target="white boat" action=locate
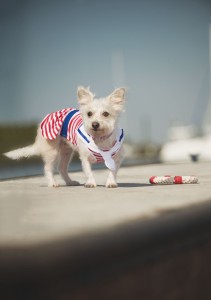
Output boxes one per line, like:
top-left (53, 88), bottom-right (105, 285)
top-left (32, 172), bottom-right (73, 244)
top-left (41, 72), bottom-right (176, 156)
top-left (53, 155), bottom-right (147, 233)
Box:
top-left (160, 25), bottom-right (211, 163)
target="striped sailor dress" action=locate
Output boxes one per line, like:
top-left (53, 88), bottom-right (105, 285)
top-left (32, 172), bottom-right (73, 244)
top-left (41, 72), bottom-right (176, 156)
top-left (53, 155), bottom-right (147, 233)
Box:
top-left (40, 108), bottom-right (124, 170)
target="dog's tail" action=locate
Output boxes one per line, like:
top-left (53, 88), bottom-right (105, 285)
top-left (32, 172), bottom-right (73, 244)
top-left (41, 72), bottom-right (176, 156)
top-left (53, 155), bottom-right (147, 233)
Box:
top-left (4, 144), bottom-right (37, 160)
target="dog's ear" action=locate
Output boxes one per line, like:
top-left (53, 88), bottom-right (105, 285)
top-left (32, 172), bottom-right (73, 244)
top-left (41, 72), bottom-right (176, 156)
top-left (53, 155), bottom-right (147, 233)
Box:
top-left (108, 87), bottom-right (126, 112)
top-left (77, 86), bottom-right (94, 106)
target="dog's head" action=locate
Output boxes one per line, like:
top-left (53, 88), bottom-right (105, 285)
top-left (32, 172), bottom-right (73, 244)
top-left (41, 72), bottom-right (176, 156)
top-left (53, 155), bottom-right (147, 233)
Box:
top-left (77, 86), bottom-right (125, 139)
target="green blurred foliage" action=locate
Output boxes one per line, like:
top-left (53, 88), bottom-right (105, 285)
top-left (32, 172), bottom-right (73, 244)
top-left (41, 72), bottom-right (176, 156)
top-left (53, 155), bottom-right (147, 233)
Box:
top-left (0, 124), bottom-right (40, 165)
top-left (0, 124), bottom-right (80, 166)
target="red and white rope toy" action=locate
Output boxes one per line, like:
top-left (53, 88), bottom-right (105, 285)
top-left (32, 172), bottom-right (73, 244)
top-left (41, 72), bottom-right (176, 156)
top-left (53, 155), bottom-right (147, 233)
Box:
top-left (149, 175), bottom-right (198, 185)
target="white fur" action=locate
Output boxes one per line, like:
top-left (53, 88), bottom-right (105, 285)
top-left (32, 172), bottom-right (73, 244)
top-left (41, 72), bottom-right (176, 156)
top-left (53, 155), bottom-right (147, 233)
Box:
top-left (4, 87), bottom-right (126, 188)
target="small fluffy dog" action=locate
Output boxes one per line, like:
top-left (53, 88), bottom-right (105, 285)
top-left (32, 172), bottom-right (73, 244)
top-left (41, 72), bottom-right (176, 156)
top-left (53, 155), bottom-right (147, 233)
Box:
top-left (4, 87), bottom-right (126, 188)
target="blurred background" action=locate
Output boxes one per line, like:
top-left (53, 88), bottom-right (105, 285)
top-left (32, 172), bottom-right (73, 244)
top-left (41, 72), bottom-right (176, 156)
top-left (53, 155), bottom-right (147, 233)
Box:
top-left (1, 0), bottom-right (211, 178)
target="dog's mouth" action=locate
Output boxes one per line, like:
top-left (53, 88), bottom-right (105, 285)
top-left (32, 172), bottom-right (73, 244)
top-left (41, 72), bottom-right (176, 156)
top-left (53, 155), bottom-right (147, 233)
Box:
top-left (92, 128), bottom-right (100, 132)
top-left (90, 128), bottom-right (105, 135)
top-left (89, 128), bottom-right (114, 141)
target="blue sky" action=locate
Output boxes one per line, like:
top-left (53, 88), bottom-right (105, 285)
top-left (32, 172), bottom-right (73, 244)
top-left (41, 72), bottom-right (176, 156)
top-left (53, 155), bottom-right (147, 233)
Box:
top-left (1, 0), bottom-right (211, 143)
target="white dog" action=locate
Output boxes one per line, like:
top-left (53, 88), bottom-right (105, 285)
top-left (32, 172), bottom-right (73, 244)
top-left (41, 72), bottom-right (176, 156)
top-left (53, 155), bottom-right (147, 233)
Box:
top-left (4, 87), bottom-right (126, 188)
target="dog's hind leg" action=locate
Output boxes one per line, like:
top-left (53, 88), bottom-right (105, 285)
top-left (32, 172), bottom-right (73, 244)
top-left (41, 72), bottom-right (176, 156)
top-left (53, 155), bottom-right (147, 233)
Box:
top-left (59, 143), bottom-right (80, 186)
top-left (42, 149), bottom-right (59, 187)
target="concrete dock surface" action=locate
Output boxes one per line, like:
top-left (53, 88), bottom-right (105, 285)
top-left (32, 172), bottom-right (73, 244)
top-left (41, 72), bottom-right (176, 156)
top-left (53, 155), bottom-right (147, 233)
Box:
top-left (0, 161), bottom-right (211, 246)
top-left (1, 161), bottom-right (211, 300)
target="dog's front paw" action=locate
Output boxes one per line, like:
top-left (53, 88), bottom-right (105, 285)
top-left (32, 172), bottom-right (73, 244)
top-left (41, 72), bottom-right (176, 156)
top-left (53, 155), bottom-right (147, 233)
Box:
top-left (106, 182), bottom-right (118, 188)
top-left (85, 180), bottom-right (96, 188)
top-left (51, 183), bottom-right (60, 188)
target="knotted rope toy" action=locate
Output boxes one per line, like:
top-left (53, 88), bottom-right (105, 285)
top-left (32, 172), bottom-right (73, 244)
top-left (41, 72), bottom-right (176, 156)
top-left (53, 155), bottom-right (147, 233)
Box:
top-left (149, 175), bottom-right (198, 184)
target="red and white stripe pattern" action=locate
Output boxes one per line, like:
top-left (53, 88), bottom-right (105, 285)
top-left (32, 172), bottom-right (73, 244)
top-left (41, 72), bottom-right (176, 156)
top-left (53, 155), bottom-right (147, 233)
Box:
top-left (88, 147), bottom-right (118, 164)
top-left (40, 108), bottom-right (82, 144)
top-left (64, 111), bottom-right (83, 144)
top-left (149, 175), bottom-right (198, 184)
top-left (40, 108), bottom-right (72, 140)
top-left (88, 149), bottom-right (104, 163)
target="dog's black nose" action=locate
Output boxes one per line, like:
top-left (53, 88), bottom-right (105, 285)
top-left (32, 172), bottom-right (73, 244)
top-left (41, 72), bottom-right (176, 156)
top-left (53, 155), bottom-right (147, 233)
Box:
top-left (92, 122), bottom-right (100, 130)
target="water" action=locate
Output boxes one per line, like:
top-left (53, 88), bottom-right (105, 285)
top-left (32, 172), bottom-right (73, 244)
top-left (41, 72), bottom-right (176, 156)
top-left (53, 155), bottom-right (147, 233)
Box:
top-left (0, 162), bottom-right (82, 180)
top-left (0, 158), bottom-right (158, 181)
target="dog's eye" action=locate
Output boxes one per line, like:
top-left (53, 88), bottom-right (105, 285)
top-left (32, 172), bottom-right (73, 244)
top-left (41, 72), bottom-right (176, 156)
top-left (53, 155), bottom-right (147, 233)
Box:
top-left (102, 111), bottom-right (109, 117)
top-left (87, 111), bottom-right (93, 117)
